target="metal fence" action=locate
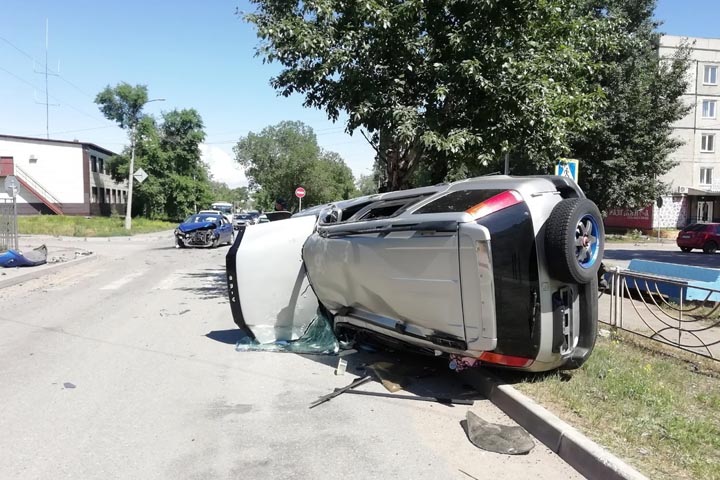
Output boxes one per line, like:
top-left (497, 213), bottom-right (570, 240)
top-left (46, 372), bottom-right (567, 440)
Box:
top-left (0, 197), bottom-right (18, 251)
top-left (606, 268), bottom-right (720, 361)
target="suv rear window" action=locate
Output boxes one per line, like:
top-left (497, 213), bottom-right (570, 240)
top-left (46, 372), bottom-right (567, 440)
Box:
top-left (414, 189), bottom-right (504, 214)
top-left (683, 224), bottom-right (709, 232)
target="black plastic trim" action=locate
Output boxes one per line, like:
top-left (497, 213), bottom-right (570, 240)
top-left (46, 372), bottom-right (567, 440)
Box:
top-left (225, 225), bottom-right (255, 339)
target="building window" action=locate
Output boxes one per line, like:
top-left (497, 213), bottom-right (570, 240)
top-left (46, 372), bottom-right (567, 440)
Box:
top-left (98, 158), bottom-right (104, 174)
top-left (702, 100), bottom-right (717, 119)
top-left (91, 187), bottom-right (98, 203)
top-left (702, 133), bottom-right (715, 153)
top-left (704, 65), bottom-right (718, 85)
top-left (91, 155), bottom-right (97, 173)
top-left (701, 167), bottom-right (713, 186)
top-left (122, 191), bottom-right (127, 203)
top-left (99, 188), bottom-right (105, 204)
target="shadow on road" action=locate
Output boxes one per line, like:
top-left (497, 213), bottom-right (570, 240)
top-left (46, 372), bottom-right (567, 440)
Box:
top-left (297, 349), bottom-right (485, 406)
top-left (604, 249), bottom-right (720, 269)
top-left (206, 328), bottom-right (245, 345)
top-left (179, 269), bottom-right (228, 301)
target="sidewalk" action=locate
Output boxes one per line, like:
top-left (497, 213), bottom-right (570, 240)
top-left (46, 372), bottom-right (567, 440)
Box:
top-left (0, 231), bottom-right (174, 289)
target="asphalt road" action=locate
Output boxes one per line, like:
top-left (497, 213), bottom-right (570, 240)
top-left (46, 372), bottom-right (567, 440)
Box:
top-left (0, 233), bottom-right (581, 480)
top-left (604, 239), bottom-right (720, 270)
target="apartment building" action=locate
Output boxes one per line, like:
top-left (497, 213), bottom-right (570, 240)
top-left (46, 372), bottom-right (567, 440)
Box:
top-left (604, 36), bottom-right (720, 230)
top-left (0, 134), bottom-right (127, 216)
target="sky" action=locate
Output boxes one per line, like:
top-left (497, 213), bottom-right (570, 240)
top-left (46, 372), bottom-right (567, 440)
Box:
top-left (0, 1), bottom-right (718, 188)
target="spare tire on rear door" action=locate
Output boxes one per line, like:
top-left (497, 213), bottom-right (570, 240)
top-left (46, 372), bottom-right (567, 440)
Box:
top-left (545, 198), bottom-right (604, 284)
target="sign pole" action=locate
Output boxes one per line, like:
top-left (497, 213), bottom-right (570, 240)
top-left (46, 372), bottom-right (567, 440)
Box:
top-left (299, 196), bottom-right (302, 212)
top-left (12, 194), bottom-right (18, 250)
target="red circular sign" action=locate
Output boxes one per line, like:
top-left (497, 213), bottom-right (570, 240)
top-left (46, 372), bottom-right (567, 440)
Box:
top-left (295, 187), bottom-right (306, 198)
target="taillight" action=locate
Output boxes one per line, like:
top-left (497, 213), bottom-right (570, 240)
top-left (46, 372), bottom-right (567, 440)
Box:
top-left (466, 190), bottom-right (523, 220)
top-left (479, 351), bottom-right (534, 368)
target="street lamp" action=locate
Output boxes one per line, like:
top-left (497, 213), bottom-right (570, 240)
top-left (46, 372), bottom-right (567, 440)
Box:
top-left (125, 98), bottom-right (165, 230)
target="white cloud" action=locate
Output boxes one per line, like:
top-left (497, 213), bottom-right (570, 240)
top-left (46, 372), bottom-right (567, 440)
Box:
top-left (200, 144), bottom-right (248, 188)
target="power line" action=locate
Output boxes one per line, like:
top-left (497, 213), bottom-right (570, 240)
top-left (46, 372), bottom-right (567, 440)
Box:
top-left (0, 33), bottom-right (96, 99)
top-left (0, 65), bottom-right (112, 126)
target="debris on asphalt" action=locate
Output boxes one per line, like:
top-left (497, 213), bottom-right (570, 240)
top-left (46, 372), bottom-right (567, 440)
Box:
top-left (236, 312), bottom-right (339, 355)
top-left (335, 358), bottom-right (347, 376)
top-left (367, 361), bottom-right (436, 393)
top-left (63, 382), bottom-right (76, 389)
top-left (309, 375), bottom-right (372, 409)
top-left (341, 389), bottom-right (474, 406)
top-left (464, 411), bottom-right (534, 455)
top-left (449, 355), bottom-right (481, 372)
top-left (0, 245), bottom-right (47, 267)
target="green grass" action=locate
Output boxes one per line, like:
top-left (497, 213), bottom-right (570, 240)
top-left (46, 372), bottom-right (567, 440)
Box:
top-left (17, 215), bottom-right (177, 237)
top-left (514, 333), bottom-right (720, 480)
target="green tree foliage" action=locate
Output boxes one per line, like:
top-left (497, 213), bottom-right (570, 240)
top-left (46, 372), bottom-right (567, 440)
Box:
top-left (244, 0), bottom-right (621, 190)
top-left (234, 121), bottom-right (356, 211)
top-left (106, 109), bottom-right (212, 220)
top-left (95, 83), bottom-right (148, 129)
top-left (209, 181), bottom-right (250, 207)
top-left (568, 0), bottom-right (691, 212)
top-left (356, 173), bottom-right (379, 196)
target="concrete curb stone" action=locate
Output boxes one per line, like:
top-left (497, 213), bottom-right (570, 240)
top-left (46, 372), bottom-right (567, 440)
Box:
top-left (462, 369), bottom-right (648, 480)
top-left (0, 254), bottom-right (96, 290)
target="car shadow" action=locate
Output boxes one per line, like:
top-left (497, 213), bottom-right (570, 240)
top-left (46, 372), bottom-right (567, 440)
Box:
top-left (297, 349), bottom-right (486, 406)
top-left (205, 328), bottom-right (246, 345)
top-left (178, 269), bottom-right (228, 301)
top-left (604, 249), bottom-right (720, 268)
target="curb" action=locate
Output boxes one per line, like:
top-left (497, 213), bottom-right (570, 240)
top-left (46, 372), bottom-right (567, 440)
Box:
top-left (0, 254), bottom-right (97, 290)
top-left (462, 370), bottom-right (648, 480)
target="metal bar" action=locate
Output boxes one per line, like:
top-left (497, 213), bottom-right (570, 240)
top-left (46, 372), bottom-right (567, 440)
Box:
top-left (340, 389), bottom-right (475, 405)
top-left (308, 375), bottom-right (372, 409)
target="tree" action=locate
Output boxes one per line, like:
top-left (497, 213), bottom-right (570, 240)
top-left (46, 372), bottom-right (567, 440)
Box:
top-left (105, 108), bottom-right (213, 220)
top-left (209, 182), bottom-right (250, 207)
top-left (356, 173), bottom-right (379, 196)
top-left (568, 0), bottom-right (691, 213)
top-left (234, 121), bottom-right (356, 211)
top-left (244, 0), bottom-right (622, 190)
top-left (95, 83), bottom-right (150, 228)
top-left (95, 83), bottom-right (148, 129)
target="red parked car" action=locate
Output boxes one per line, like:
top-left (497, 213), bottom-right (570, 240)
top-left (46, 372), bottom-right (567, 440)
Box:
top-left (676, 223), bottom-right (720, 253)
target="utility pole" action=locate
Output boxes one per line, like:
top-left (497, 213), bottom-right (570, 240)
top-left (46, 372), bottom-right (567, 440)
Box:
top-left (125, 98), bottom-right (165, 231)
top-left (504, 152), bottom-right (510, 175)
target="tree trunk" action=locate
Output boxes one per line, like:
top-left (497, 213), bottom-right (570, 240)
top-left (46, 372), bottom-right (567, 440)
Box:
top-left (379, 130), bottom-right (421, 191)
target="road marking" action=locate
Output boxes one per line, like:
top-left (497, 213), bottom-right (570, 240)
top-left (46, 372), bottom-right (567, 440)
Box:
top-left (152, 271), bottom-right (189, 291)
top-left (44, 271), bottom-right (101, 291)
top-left (99, 270), bottom-right (148, 291)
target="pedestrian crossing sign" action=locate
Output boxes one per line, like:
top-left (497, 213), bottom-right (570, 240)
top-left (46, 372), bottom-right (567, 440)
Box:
top-left (555, 158), bottom-right (579, 182)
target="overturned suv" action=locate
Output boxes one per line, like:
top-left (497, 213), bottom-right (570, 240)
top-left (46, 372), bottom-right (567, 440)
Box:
top-left (226, 176), bottom-right (604, 372)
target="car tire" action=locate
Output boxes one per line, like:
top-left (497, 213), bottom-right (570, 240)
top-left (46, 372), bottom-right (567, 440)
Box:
top-left (545, 198), bottom-right (605, 284)
top-left (212, 237), bottom-right (220, 248)
top-left (680, 247), bottom-right (692, 253)
top-left (176, 239), bottom-right (186, 249)
top-left (703, 241), bottom-right (717, 254)
top-left (560, 277), bottom-right (599, 370)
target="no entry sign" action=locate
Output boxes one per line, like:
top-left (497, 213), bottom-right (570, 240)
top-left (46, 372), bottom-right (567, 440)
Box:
top-left (295, 187), bottom-right (306, 198)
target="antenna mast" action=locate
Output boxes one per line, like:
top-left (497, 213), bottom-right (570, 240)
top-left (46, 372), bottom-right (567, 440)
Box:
top-left (34, 18), bottom-right (59, 139)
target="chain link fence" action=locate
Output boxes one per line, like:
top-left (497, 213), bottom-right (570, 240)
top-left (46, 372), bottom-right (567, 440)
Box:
top-left (0, 197), bottom-right (18, 251)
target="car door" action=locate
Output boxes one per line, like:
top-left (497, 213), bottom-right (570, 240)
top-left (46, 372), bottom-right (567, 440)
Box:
top-left (219, 218), bottom-right (232, 242)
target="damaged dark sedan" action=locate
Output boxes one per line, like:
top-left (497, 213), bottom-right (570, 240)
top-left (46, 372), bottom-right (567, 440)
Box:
top-left (226, 175), bottom-right (605, 372)
top-left (175, 213), bottom-right (234, 248)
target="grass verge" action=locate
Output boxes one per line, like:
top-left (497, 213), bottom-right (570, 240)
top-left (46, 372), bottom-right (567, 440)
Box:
top-left (513, 332), bottom-right (720, 480)
top-left (18, 215), bottom-right (177, 237)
